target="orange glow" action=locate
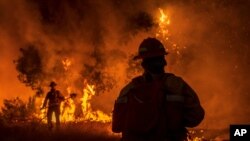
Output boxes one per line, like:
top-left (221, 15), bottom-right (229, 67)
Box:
top-left (37, 57), bottom-right (111, 123)
top-left (188, 130), bottom-right (205, 141)
top-left (159, 8), bottom-right (170, 25)
top-left (80, 80), bottom-right (111, 123)
top-left (62, 58), bottom-right (72, 71)
top-left (38, 80), bottom-right (111, 123)
top-left (156, 8), bottom-right (171, 41)
top-left (61, 97), bottom-right (76, 122)
top-left (156, 8), bottom-right (187, 55)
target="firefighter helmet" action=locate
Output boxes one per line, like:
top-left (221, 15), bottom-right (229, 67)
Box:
top-left (133, 37), bottom-right (168, 60)
top-left (49, 81), bottom-right (57, 87)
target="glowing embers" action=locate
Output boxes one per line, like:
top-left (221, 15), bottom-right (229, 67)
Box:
top-left (156, 8), bottom-right (186, 55)
top-left (188, 129), bottom-right (205, 141)
top-left (156, 8), bottom-right (171, 41)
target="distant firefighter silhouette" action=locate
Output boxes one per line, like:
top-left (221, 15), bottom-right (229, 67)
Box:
top-left (112, 38), bottom-right (205, 141)
top-left (42, 81), bottom-right (65, 130)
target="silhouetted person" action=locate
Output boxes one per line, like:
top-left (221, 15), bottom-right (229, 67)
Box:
top-left (112, 38), bottom-right (205, 141)
top-left (42, 81), bottom-right (65, 130)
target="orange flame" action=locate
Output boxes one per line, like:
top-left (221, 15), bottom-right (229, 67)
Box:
top-left (156, 8), bottom-right (186, 55)
top-left (62, 58), bottom-right (72, 71)
top-left (187, 130), bottom-right (205, 141)
top-left (38, 57), bottom-right (111, 123)
top-left (60, 98), bottom-right (76, 122)
top-left (156, 8), bottom-right (171, 41)
top-left (38, 80), bottom-right (111, 123)
top-left (80, 80), bottom-right (111, 123)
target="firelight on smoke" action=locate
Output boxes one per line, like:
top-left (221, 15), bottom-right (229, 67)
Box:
top-left (36, 8), bottom-right (177, 124)
top-left (62, 58), bottom-right (72, 71)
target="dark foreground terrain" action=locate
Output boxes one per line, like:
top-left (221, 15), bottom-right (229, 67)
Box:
top-left (0, 122), bottom-right (229, 141)
top-left (0, 122), bottom-right (120, 141)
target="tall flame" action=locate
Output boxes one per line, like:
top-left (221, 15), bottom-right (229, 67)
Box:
top-left (38, 58), bottom-right (111, 123)
top-left (60, 98), bottom-right (76, 122)
top-left (156, 8), bottom-right (171, 41)
top-left (156, 8), bottom-right (185, 55)
top-left (39, 81), bottom-right (111, 123)
top-left (81, 80), bottom-right (111, 123)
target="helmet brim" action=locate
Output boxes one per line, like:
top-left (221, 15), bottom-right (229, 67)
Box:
top-left (49, 83), bottom-right (57, 87)
top-left (133, 51), bottom-right (168, 60)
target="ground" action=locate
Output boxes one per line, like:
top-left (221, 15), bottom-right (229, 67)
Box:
top-left (0, 121), bottom-right (229, 141)
top-left (0, 122), bottom-right (120, 141)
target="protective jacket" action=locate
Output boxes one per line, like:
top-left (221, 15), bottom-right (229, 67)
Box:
top-left (112, 73), bottom-right (204, 141)
top-left (42, 89), bottom-right (65, 130)
top-left (43, 89), bottom-right (65, 108)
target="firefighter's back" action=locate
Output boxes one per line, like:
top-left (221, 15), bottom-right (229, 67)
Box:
top-left (113, 73), bottom-right (204, 141)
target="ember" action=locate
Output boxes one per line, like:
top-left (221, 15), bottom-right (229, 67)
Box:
top-left (156, 8), bottom-right (171, 41)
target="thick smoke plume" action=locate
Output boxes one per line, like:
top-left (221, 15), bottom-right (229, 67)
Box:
top-left (0, 0), bottom-right (249, 129)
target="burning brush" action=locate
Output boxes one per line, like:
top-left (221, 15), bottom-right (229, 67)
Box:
top-left (40, 93), bottom-right (77, 110)
top-left (67, 93), bottom-right (77, 100)
top-left (39, 93), bottom-right (77, 123)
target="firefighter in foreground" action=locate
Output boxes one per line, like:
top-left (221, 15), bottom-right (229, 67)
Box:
top-left (42, 81), bottom-right (65, 130)
top-left (112, 38), bottom-right (205, 141)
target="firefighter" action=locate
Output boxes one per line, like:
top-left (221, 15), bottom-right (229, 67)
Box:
top-left (112, 37), bottom-right (205, 141)
top-left (42, 81), bottom-right (65, 130)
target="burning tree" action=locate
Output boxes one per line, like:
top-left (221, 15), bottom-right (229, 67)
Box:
top-left (14, 44), bottom-right (114, 123)
top-left (10, 7), bottom-right (178, 125)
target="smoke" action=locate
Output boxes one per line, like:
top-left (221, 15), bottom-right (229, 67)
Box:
top-left (0, 0), bottom-right (249, 129)
top-left (163, 0), bottom-right (250, 128)
top-left (0, 0), bottom-right (157, 113)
